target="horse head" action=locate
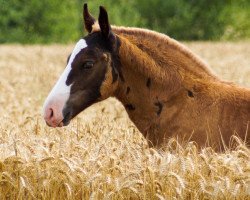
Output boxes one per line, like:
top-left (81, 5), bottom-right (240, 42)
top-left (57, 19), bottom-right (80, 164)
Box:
top-left (43, 4), bottom-right (120, 127)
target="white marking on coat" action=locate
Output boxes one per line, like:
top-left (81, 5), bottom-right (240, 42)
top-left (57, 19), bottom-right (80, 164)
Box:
top-left (43, 39), bottom-right (87, 118)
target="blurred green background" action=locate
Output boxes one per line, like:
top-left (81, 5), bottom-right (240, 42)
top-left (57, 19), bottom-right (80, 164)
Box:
top-left (0, 0), bottom-right (249, 43)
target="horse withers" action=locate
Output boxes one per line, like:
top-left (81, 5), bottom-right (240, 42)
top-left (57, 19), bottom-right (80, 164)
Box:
top-left (43, 4), bottom-right (250, 151)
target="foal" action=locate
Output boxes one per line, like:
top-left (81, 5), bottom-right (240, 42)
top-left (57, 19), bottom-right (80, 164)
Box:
top-left (43, 4), bottom-right (250, 150)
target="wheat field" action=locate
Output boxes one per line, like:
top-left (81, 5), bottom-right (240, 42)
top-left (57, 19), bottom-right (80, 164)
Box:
top-left (0, 42), bottom-right (250, 199)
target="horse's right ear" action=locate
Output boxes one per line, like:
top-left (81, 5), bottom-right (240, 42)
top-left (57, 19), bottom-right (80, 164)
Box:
top-left (83, 3), bottom-right (96, 33)
top-left (98, 6), bottom-right (111, 38)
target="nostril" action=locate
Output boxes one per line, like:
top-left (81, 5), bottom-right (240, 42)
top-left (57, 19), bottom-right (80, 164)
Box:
top-left (49, 108), bottom-right (54, 119)
top-left (46, 108), bottom-right (54, 120)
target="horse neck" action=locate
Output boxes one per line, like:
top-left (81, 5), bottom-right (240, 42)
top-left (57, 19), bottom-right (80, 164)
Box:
top-left (112, 35), bottom-right (188, 134)
top-left (113, 27), bottom-right (219, 81)
top-left (113, 32), bottom-right (219, 104)
top-left (114, 35), bottom-right (181, 102)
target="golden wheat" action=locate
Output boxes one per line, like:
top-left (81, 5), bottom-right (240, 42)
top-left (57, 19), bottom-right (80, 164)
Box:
top-left (0, 42), bottom-right (250, 199)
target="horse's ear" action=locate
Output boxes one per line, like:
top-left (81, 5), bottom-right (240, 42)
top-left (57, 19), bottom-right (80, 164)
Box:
top-left (98, 6), bottom-right (111, 38)
top-left (83, 3), bottom-right (96, 33)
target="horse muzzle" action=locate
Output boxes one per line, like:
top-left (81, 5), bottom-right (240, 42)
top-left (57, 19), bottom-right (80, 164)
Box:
top-left (43, 96), bottom-right (70, 127)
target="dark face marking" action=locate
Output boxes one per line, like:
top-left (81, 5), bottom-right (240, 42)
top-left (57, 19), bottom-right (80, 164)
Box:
top-left (125, 104), bottom-right (135, 111)
top-left (62, 32), bottom-right (121, 125)
top-left (187, 90), bottom-right (194, 98)
top-left (126, 87), bottom-right (130, 95)
top-left (154, 101), bottom-right (163, 116)
top-left (146, 78), bottom-right (151, 88)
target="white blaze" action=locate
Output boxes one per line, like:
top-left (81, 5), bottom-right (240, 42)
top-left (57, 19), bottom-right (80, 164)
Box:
top-left (43, 39), bottom-right (87, 117)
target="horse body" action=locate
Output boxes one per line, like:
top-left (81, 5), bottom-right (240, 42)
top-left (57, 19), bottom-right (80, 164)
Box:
top-left (43, 4), bottom-right (250, 150)
top-left (110, 27), bottom-right (250, 149)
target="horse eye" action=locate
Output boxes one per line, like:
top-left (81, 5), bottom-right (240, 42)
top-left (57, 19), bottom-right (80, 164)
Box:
top-left (82, 61), bottom-right (94, 69)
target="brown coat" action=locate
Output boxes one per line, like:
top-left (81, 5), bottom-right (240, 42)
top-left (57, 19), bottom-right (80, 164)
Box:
top-left (111, 26), bottom-right (250, 150)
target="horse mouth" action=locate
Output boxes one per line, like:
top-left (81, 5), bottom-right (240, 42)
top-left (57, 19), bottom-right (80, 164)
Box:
top-left (61, 111), bottom-right (72, 126)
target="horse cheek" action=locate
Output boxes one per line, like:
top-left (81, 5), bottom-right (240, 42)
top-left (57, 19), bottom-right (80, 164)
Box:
top-left (99, 65), bottom-right (118, 99)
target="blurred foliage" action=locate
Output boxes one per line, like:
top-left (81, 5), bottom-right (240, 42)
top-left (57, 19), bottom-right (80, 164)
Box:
top-left (0, 0), bottom-right (249, 43)
top-left (0, 0), bottom-right (80, 43)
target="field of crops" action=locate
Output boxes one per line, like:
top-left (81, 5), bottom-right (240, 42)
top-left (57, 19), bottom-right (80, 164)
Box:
top-left (0, 42), bottom-right (250, 199)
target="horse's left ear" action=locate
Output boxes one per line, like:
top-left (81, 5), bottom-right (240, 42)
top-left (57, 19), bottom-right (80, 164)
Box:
top-left (83, 3), bottom-right (96, 33)
top-left (98, 6), bottom-right (111, 38)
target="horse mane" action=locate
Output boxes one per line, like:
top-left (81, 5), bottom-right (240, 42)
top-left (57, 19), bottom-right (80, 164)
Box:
top-left (112, 25), bottom-right (219, 82)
